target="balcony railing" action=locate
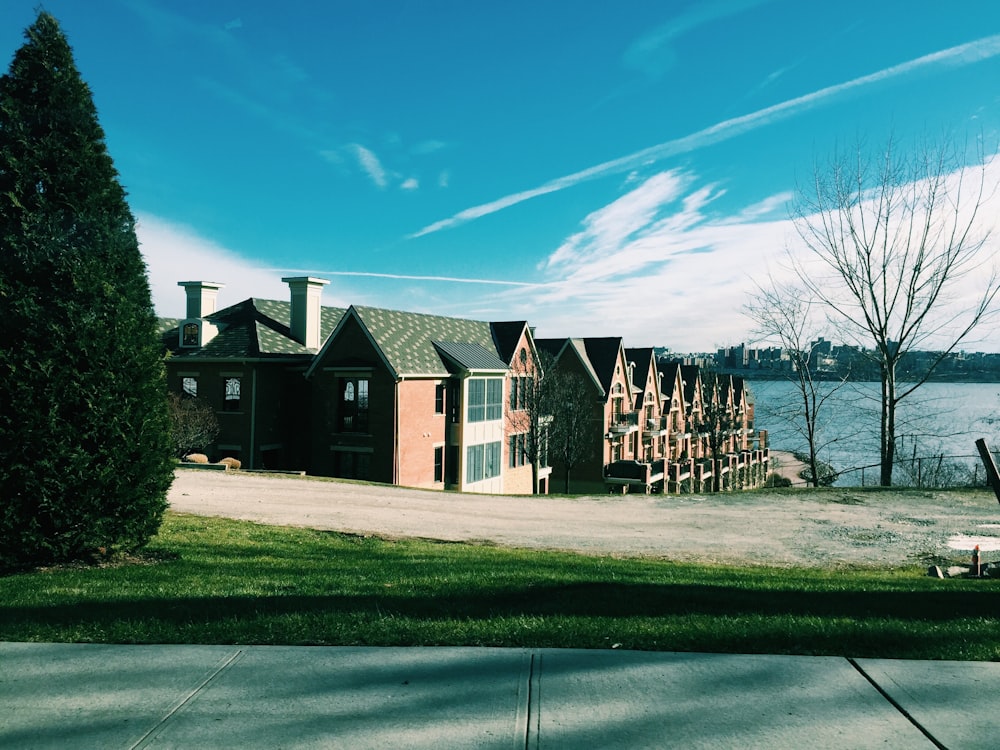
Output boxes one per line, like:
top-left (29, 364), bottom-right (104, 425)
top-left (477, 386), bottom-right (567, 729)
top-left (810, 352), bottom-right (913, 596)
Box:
top-left (645, 416), bottom-right (668, 436)
top-left (608, 411), bottom-right (640, 435)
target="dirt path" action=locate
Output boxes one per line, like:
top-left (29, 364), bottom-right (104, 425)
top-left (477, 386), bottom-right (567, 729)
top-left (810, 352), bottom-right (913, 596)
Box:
top-left (769, 450), bottom-right (809, 486)
top-left (167, 469), bottom-right (1000, 568)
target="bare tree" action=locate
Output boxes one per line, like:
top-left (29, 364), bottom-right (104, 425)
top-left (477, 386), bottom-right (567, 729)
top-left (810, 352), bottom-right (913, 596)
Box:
top-left (790, 135), bottom-right (1000, 485)
top-left (167, 392), bottom-right (220, 458)
top-left (507, 349), bottom-right (551, 494)
top-left (744, 278), bottom-right (849, 487)
top-left (542, 364), bottom-right (597, 494)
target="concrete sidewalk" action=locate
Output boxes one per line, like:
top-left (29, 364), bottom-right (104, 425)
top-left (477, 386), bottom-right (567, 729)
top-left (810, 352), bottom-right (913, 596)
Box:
top-left (2, 643), bottom-right (995, 749)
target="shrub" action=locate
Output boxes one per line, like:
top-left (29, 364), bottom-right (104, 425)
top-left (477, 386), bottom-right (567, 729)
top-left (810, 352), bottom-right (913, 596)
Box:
top-left (0, 13), bottom-right (174, 568)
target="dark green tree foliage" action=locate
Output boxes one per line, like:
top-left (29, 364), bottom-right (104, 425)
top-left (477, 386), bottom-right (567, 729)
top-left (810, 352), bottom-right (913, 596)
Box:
top-left (0, 13), bottom-right (173, 568)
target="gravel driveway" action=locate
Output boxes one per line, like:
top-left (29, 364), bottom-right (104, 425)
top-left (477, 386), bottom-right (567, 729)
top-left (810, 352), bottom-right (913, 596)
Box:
top-left (167, 469), bottom-right (1000, 568)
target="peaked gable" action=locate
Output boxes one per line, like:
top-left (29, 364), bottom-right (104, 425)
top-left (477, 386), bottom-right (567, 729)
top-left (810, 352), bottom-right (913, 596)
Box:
top-left (581, 338), bottom-right (623, 396)
top-left (309, 304), bottom-right (504, 379)
top-left (535, 337), bottom-right (605, 396)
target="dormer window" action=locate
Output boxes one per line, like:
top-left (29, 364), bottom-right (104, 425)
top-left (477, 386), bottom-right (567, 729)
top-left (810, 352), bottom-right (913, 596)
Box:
top-left (182, 322), bottom-right (199, 347)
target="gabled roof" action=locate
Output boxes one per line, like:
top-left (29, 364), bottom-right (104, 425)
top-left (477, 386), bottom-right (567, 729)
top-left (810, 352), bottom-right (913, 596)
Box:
top-left (582, 337), bottom-right (625, 397)
top-left (310, 305), bottom-right (508, 379)
top-left (534, 337), bottom-right (606, 396)
top-left (681, 364), bottom-right (701, 406)
top-left (159, 298), bottom-right (346, 359)
top-left (625, 347), bottom-right (655, 407)
top-left (658, 360), bottom-right (684, 401)
top-left (490, 320), bottom-right (529, 366)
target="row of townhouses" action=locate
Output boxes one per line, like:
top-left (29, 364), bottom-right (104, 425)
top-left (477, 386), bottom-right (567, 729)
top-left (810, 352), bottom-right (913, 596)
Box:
top-left (159, 277), bottom-right (770, 495)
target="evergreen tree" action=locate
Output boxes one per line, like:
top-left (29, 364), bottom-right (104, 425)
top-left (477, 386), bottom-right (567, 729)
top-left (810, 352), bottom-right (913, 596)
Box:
top-left (0, 12), bottom-right (174, 568)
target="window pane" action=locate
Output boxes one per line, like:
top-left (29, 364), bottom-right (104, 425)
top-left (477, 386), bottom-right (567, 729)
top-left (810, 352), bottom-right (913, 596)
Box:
top-left (466, 444), bottom-right (484, 483)
top-left (486, 379), bottom-right (503, 420)
top-left (468, 379), bottom-right (485, 422)
top-left (357, 379), bottom-right (369, 432)
top-left (223, 378), bottom-right (241, 411)
top-left (485, 441), bottom-right (501, 479)
top-left (182, 377), bottom-right (197, 398)
top-left (434, 446), bottom-right (444, 482)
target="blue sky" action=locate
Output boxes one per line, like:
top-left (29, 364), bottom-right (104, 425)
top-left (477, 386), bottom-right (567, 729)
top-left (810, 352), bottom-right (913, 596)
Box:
top-left (4, 0), bottom-right (1000, 351)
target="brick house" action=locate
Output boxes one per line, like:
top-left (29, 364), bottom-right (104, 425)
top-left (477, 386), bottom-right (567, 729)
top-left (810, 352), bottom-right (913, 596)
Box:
top-left (160, 277), bottom-right (549, 494)
top-left (304, 305), bottom-right (550, 493)
top-left (159, 278), bottom-right (345, 471)
top-left (535, 337), bottom-right (643, 494)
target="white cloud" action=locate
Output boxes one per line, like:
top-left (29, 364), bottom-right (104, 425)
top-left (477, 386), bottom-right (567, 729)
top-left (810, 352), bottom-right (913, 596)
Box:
top-left (492, 155), bottom-right (1000, 351)
top-left (351, 144), bottom-right (388, 189)
top-left (400, 177), bottom-right (419, 191)
top-left (137, 213), bottom-right (297, 318)
top-left (410, 32), bottom-right (1000, 239)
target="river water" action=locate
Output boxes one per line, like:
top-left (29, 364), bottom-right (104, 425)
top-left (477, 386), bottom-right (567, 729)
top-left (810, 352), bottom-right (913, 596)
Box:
top-left (749, 380), bottom-right (1000, 486)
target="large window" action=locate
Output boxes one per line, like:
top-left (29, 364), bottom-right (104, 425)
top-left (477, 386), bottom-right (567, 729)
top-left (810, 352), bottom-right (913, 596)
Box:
top-left (466, 441), bottom-right (502, 483)
top-left (182, 376), bottom-right (198, 398)
top-left (223, 377), bottom-right (241, 412)
top-left (510, 376), bottom-right (531, 410)
top-left (341, 378), bottom-right (369, 432)
top-left (468, 377), bottom-right (503, 422)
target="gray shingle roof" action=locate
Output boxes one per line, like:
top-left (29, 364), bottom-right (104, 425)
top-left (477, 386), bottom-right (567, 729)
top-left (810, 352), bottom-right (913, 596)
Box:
top-left (159, 298), bottom-right (346, 359)
top-left (352, 306), bottom-right (501, 377)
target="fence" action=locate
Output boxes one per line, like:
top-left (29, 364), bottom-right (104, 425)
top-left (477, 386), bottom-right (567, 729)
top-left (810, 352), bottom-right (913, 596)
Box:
top-left (830, 450), bottom-right (1000, 488)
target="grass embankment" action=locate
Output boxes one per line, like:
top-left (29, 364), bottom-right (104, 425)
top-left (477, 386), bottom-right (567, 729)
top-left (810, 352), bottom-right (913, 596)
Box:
top-left (2, 512), bottom-right (998, 660)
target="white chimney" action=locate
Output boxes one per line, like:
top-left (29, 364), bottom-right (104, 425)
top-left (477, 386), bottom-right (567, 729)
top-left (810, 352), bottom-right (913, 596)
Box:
top-left (178, 281), bottom-right (224, 318)
top-left (282, 276), bottom-right (329, 350)
top-left (177, 281), bottom-right (225, 348)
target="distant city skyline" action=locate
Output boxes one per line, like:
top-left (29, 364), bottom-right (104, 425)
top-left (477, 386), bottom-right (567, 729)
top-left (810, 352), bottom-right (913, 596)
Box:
top-left (3, 1), bottom-right (1000, 350)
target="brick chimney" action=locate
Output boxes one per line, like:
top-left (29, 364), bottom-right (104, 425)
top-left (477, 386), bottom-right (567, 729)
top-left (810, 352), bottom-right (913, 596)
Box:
top-left (282, 276), bottom-right (329, 350)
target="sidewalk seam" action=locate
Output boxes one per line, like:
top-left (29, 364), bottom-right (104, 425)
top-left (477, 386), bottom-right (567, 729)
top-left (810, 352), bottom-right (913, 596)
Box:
top-left (847, 657), bottom-right (946, 750)
top-left (523, 650), bottom-right (541, 750)
top-left (129, 648), bottom-right (245, 750)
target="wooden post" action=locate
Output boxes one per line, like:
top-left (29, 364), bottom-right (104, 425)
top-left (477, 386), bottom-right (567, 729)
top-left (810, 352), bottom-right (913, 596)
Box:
top-left (975, 439), bottom-right (1000, 503)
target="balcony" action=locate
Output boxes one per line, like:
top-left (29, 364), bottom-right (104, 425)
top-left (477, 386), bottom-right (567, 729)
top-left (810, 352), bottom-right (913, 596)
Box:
top-left (604, 459), bottom-right (665, 493)
top-left (645, 416), bottom-right (668, 437)
top-left (607, 411), bottom-right (640, 436)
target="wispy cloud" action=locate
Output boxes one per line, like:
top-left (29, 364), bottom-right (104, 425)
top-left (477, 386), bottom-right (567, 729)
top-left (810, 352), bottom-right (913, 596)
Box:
top-left (351, 144), bottom-right (388, 189)
top-left (275, 269), bottom-right (542, 287)
top-left (410, 33), bottom-right (1000, 239)
top-left (623, 0), bottom-right (769, 80)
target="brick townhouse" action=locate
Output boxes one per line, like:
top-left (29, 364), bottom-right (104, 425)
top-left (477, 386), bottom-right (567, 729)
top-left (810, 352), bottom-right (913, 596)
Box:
top-left (159, 276), bottom-right (766, 496)
top-left (159, 277), bottom-right (551, 494)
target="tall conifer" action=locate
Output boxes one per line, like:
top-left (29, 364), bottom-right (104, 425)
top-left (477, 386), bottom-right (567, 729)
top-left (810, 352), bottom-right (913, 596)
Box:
top-left (0, 12), bottom-right (173, 567)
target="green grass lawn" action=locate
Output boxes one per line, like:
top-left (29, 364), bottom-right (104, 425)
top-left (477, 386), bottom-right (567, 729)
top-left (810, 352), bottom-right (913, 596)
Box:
top-left (2, 512), bottom-right (999, 660)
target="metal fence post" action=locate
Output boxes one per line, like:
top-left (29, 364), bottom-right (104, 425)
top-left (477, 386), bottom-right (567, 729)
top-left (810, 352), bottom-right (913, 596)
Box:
top-left (975, 439), bottom-right (1000, 503)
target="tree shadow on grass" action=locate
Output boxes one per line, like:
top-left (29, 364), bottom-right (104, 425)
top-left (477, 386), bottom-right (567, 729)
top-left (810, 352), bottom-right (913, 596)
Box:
top-left (3, 579), bottom-right (999, 656)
